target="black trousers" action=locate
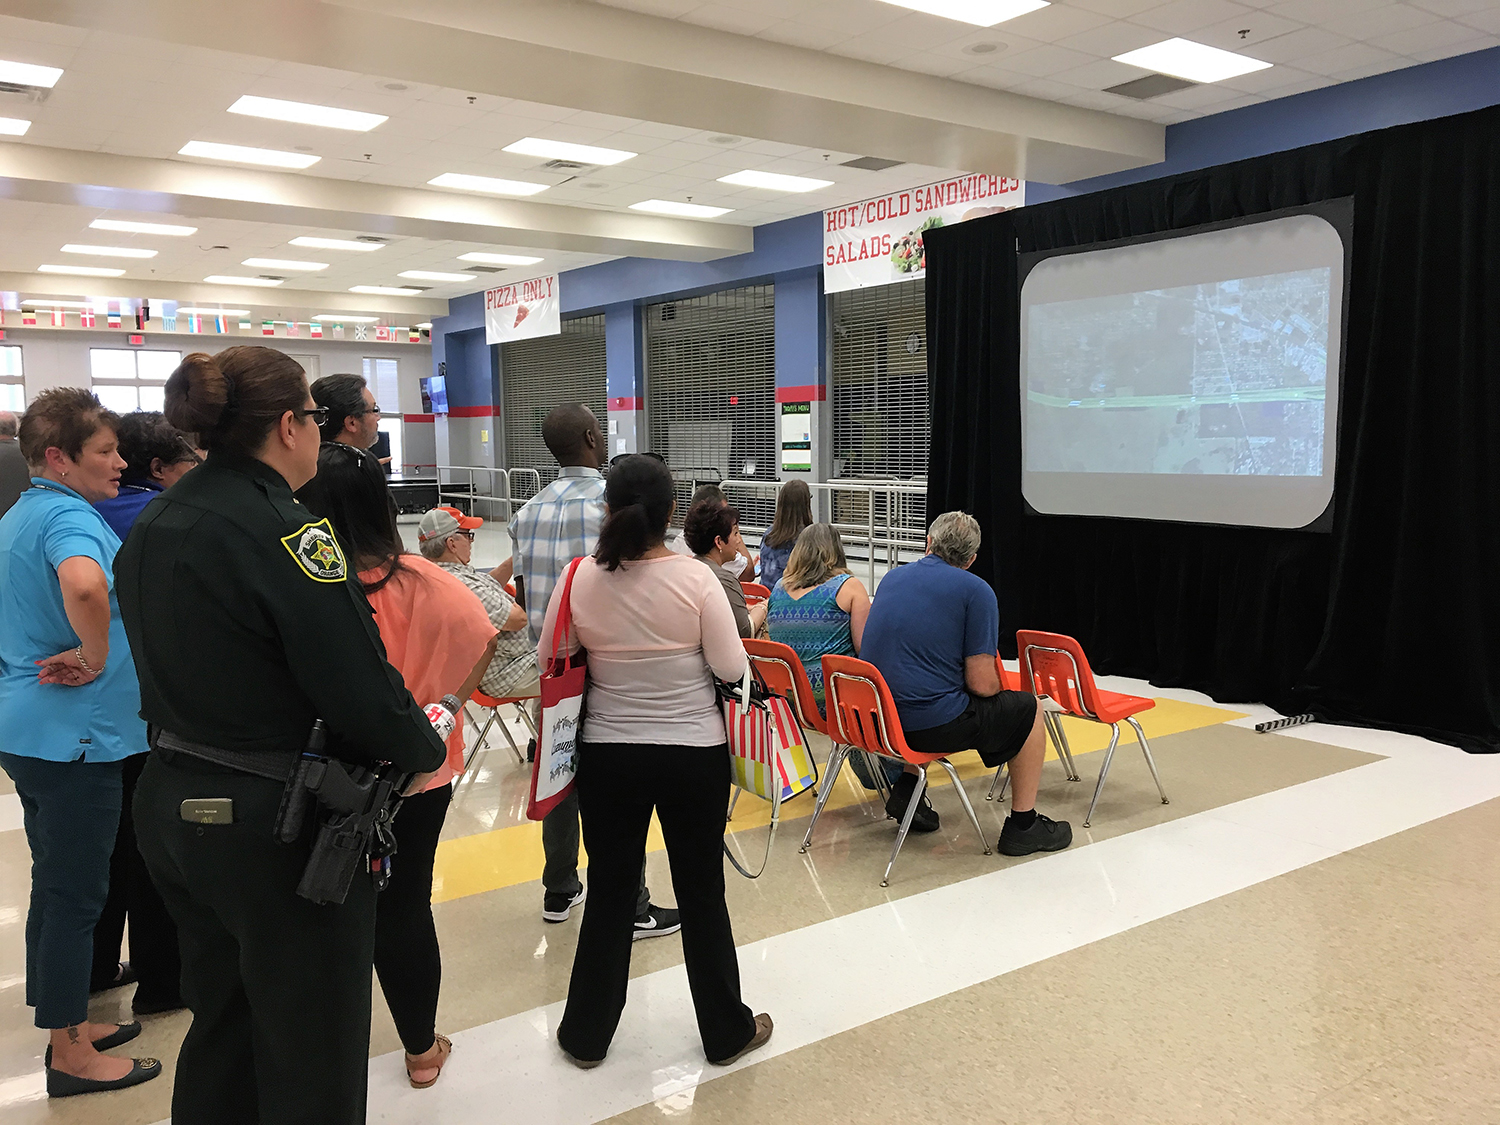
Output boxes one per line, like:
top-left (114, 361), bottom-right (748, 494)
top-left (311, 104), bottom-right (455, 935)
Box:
top-left (557, 741), bottom-right (755, 1064)
top-left (374, 783), bottom-right (450, 1056)
top-left (92, 752), bottom-right (182, 1004)
top-left (135, 751), bottom-right (375, 1125)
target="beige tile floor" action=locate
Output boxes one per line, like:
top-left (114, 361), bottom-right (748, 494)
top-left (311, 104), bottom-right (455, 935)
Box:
top-left (2, 707), bottom-right (1431, 1124)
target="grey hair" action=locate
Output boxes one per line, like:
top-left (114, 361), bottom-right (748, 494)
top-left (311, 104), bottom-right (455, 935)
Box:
top-left (0, 410), bottom-right (16, 439)
top-left (928, 511), bottom-right (981, 567)
top-left (418, 534), bottom-right (451, 561)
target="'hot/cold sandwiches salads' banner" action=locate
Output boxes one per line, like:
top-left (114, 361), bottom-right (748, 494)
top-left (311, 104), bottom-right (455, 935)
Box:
top-left (484, 274), bottom-right (562, 344)
top-left (823, 175), bottom-right (1025, 293)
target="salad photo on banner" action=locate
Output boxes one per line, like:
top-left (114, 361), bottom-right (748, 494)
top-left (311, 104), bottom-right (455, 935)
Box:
top-left (824, 175), bottom-right (1025, 293)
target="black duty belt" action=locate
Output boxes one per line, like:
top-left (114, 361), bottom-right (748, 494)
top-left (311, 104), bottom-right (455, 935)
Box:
top-left (152, 729), bottom-right (299, 784)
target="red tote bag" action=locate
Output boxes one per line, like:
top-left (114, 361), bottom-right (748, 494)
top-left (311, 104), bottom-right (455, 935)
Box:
top-left (526, 557), bottom-right (587, 820)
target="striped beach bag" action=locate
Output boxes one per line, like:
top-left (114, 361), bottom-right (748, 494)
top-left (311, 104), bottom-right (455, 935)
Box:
top-left (718, 666), bottom-right (817, 878)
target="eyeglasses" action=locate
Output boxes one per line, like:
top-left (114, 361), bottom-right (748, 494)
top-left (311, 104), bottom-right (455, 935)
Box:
top-left (350, 405), bottom-right (384, 417)
top-left (454, 529), bottom-right (476, 541)
top-left (294, 405), bottom-right (331, 427)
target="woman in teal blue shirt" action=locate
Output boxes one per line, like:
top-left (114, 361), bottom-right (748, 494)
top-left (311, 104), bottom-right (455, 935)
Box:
top-left (0, 388), bottom-right (162, 1098)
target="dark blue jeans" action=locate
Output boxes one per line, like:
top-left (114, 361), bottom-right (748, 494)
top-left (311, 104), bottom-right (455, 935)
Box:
top-left (0, 752), bottom-right (123, 1028)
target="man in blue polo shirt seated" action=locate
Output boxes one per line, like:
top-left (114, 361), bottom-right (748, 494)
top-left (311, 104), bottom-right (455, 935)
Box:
top-left (861, 511), bottom-right (1072, 856)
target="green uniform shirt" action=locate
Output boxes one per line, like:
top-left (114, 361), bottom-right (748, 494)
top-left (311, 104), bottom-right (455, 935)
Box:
top-left (114, 450), bottom-right (444, 774)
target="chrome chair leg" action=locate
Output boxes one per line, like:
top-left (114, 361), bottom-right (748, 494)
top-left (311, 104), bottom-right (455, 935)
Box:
top-left (726, 787), bottom-right (741, 821)
top-left (473, 706), bottom-right (499, 754)
top-left (985, 761), bottom-right (1005, 801)
top-left (801, 744), bottom-right (848, 853)
top-left (1083, 724), bottom-right (1121, 828)
top-left (1047, 712), bottom-right (1081, 781)
top-left (494, 713), bottom-right (526, 766)
top-left (1127, 716), bottom-right (1169, 805)
top-left (937, 758), bottom-right (992, 856)
top-left (881, 765), bottom-right (929, 887)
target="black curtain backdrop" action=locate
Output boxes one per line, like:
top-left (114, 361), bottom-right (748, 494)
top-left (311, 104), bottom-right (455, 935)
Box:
top-left (926, 105), bottom-right (1500, 753)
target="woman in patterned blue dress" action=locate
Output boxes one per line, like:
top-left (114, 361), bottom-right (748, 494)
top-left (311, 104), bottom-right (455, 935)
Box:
top-left (765, 523), bottom-right (870, 716)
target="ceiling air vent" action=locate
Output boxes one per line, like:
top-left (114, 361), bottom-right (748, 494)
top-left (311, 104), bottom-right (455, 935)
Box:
top-left (355, 235), bottom-right (389, 245)
top-left (257, 275), bottom-right (288, 282)
top-left (542, 159), bottom-right (590, 172)
top-left (0, 81), bottom-right (50, 101)
top-left (466, 266), bottom-right (505, 273)
top-left (1104, 74), bottom-right (1197, 100)
top-left (841, 156), bottom-right (904, 172)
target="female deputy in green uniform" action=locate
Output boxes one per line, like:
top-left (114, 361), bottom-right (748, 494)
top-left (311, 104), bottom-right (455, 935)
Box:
top-left (114, 346), bottom-right (447, 1125)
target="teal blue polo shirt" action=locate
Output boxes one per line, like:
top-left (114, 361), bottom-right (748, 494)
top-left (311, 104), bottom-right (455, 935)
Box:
top-left (0, 479), bottom-right (147, 762)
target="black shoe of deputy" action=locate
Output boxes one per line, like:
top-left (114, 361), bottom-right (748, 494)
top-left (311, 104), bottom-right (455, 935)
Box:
top-left (884, 774), bottom-right (940, 833)
top-left (997, 811), bottom-right (1073, 856)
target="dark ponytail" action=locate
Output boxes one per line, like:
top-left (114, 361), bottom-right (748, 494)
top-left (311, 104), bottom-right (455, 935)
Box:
top-left (595, 454), bottom-right (674, 571)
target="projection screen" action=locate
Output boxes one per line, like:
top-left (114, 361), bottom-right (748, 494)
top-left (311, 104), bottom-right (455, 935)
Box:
top-left (1019, 204), bottom-right (1349, 529)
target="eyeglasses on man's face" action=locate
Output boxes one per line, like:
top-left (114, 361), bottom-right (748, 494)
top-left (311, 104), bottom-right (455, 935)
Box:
top-left (453, 529), bottom-right (476, 542)
top-left (294, 405), bottom-right (331, 427)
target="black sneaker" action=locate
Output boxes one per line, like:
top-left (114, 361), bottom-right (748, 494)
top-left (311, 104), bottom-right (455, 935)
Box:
top-left (884, 775), bottom-right (940, 833)
top-left (997, 813), bottom-right (1073, 856)
top-left (632, 904), bottom-right (682, 941)
top-left (542, 887), bottom-right (586, 923)
top-left (526, 738), bottom-right (536, 764)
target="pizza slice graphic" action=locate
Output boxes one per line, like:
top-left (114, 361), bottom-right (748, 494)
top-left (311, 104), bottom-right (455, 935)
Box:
top-left (514, 304), bottom-right (530, 328)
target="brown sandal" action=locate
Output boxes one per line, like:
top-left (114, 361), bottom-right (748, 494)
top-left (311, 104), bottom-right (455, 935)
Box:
top-left (405, 1033), bottom-right (452, 1089)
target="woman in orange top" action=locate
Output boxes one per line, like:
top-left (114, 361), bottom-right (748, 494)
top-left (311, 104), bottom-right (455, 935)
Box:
top-left (298, 444), bottom-right (497, 1090)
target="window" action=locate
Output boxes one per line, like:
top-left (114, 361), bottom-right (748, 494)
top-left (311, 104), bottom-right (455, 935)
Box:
top-left (361, 357), bottom-right (399, 413)
top-left (0, 346), bottom-right (23, 411)
top-left (89, 348), bottom-right (181, 413)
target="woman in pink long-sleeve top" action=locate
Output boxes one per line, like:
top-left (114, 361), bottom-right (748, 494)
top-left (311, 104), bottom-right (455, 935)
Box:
top-left (538, 453), bottom-right (773, 1071)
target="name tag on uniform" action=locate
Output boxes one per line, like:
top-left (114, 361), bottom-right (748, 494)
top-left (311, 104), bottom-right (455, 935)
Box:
top-left (180, 798), bottom-right (234, 824)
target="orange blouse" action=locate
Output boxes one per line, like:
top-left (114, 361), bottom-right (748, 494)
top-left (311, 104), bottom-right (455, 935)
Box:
top-left (360, 555), bottom-right (497, 790)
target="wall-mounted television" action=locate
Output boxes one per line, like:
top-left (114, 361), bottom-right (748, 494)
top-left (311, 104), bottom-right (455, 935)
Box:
top-left (423, 375), bottom-right (449, 415)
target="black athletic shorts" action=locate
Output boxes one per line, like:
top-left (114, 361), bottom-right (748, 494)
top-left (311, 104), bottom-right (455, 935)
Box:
top-left (904, 690), bottom-right (1037, 768)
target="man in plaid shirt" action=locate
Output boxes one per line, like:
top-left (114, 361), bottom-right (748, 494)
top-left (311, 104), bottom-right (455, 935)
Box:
top-left (508, 405), bottom-right (679, 938)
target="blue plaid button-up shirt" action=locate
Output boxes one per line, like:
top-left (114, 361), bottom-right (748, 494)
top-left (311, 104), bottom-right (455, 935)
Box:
top-left (509, 466), bottom-right (606, 643)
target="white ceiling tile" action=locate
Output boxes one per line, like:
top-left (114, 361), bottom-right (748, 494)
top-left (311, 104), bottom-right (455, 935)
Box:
top-left (951, 64), bottom-right (1029, 90)
top-left (1132, 0), bottom-right (1261, 36)
top-left (1405, 0), bottom-right (1495, 15)
top-left (1328, 54), bottom-right (1422, 80)
top-left (1458, 8), bottom-right (1500, 33)
top-left (1323, 3), bottom-right (1444, 40)
top-left (897, 50), bottom-right (980, 76)
top-left (1218, 61), bottom-right (1314, 93)
top-left (679, 4), bottom-right (784, 35)
top-left (827, 35), bottom-right (909, 65)
top-left (1182, 10), bottom-right (1307, 51)
top-left (1245, 25), bottom-right (1354, 61)
top-left (1264, 0), bottom-right (1392, 23)
top-left (1054, 19), bottom-right (1166, 54)
top-left (0, 14), bottom-right (89, 46)
top-left (1406, 31), bottom-right (1500, 59)
top-left (1369, 18), bottom-right (1489, 54)
top-left (754, 21), bottom-right (853, 49)
top-left (1066, 0), bottom-right (1166, 16)
top-left (769, 0), bottom-right (906, 33)
top-left (592, 0), bottom-right (702, 15)
top-left (1006, 4), bottom-right (1118, 40)
top-left (989, 42), bottom-right (1102, 77)
top-left (1050, 56), bottom-right (1152, 88)
top-left (1009, 75), bottom-right (1094, 99)
top-left (1294, 40), bottom-right (1404, 75)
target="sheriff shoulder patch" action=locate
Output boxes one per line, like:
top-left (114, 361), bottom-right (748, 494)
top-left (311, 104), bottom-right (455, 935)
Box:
top-left (280, 519), bottom-right (348, 582)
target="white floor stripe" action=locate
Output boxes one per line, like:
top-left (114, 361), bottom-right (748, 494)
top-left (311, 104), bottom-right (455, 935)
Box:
top-left (142, 689), bottom-right (1500, 1125)
top-left (0, 793), bottom-right (21, 834)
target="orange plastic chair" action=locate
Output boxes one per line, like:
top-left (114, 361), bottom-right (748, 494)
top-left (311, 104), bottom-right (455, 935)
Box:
top-left (741, 581), bottom-right (772, 607)
top-left (1015, 630), bottom-right (1168, 827)
top-left (743, 639), bottom-right (826, 737)
top-left (466, 689), bottom-right (538, 768)
top-left (812, 655), bottom-right (991, 886)
top-left (986, 656), bottom-right (1081, 804)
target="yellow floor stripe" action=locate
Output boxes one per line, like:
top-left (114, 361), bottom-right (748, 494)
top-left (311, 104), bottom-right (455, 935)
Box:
top-left (431, 697), bottom-right (1243, 904)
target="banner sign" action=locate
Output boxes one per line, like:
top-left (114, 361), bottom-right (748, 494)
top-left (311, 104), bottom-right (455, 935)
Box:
top-left (484, 274), bottom-right (561, 344)
top-left (823, 175), bottom-right (1025, 293)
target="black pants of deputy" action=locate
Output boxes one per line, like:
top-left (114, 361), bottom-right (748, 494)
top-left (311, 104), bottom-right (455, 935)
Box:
top-left (135, 750), bottom-right (376, 1125)
top-left (374, 783), bottom-right (450, 1056)
top-left (557, 741), bottom-right (755, 1064)
top-left (92, 752), bottom-right (182, 1006)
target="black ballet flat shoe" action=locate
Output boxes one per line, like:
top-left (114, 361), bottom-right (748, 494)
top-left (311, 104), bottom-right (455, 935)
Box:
top-left (89, 961), bottom-right (137, 994)
top-left (46, 1056), bottom-right (162, 1098)
top-left (44, 1022), bottom-right (143, 1066)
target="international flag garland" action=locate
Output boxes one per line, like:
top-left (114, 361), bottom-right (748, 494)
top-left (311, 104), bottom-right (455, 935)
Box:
top-left (286, 320), bottom-right (299, 337)
top-left (262, 320), bottom-right (274, 336)
top-left (187, 314), bottom-right (201, 333)
top-left (22, 311), bottom-right (36, 326)
top-left (80, 309), bottom-right (96, 328)
top-left (309, 322), bottom-right (322, 338)
top-left (408, 326), bottom-right (420, 342)
top-left (52, 309), bottom-right (65, 327)
top-left (107, 311), bottom-right (121, 328)
top-left (163, 312), bottom-right (177, 330)
top-left (239, 318), bottom-right (252, 332)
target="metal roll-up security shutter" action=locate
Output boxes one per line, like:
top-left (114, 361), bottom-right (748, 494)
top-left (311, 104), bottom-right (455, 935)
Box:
top-left (502, 314), bottom-right (607, 498)
top-left (646, 284), bottom-right (776, 531)
top-left (830, 278), bottom-right (928, 536)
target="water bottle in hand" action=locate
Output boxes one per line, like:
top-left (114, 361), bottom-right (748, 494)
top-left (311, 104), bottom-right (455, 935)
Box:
top-left (423, 694), bottom-right (462, 741)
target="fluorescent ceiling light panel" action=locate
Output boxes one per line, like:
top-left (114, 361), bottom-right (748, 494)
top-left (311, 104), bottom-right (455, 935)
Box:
top-left (91, 219), bottom-right (196, 236)
top-left (61, 244), bottom-right (158, 259)
top-left (204, 275), bottom-right (284, 287)
top-left (38, 264), bottom-right (126, 277)
top-left (0, 60), bottom-right (63, 88)
top-left (630, 199), bottom-right (733, 219)
top-left (718, 170), bottom-right (834, 193)
top-left (21, 299), bottom-right (94, 308)
top-left (228, 95), bottom-right (387, 132)
top-left (179, 141), bottom-right (320, 169)
top-left (241, 257), bottom-right (328, 271)
top-left (871, 0), bottom-right (1048, 27)
top-left (457, 252), bottom-right (544, 266)
top-left (0, 117), bottom-right (30, 136)
top-left (1112, 37), bottom-right (1271, 83)
top-left (398, 270), bottom-right (476, 282)
top-left (416, 322), bottom-right (433, 330)
top-left (176, 307), bottom-right (252, 316)
top-left (311, 315), bottom-right (380, 323)
top-left (350, 285), bottom-right (422, 296)
top-left (502, 137), bottom-right (636, 166)
top-left (290, 236), bottom-right (382, 252)
top-left (427, 172), bottom-right (549, 196)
